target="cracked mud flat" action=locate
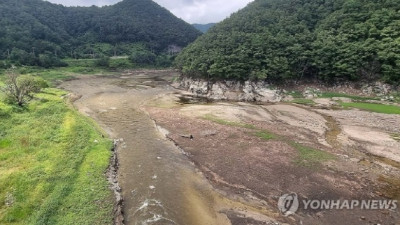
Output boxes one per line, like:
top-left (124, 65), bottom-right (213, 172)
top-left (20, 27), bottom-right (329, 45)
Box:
top-left (60, 70), bottom-right (281, 225)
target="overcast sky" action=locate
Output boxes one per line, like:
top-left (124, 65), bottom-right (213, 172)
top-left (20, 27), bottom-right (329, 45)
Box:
top-left (46, 0), bottom-right (253, 24)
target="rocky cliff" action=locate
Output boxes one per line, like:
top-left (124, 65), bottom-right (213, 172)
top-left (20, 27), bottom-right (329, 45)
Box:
top-left (176, 77), bottom-right (283, 102)
top-left (175, 77), bottom-right (400, 103)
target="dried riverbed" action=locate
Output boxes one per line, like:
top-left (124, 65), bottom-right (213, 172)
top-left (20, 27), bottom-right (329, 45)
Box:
top-left (61, 70), bottom-right (280, 225)
top-left (61, 70), bottom-right (400, 225)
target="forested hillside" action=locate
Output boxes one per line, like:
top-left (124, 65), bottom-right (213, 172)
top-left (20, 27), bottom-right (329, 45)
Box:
top-left (0, 0), bottom-right (201, 67)
top-left (192, 23), bottom-right (216, 33)
top-left (175, 0), bottom-right (400, 84)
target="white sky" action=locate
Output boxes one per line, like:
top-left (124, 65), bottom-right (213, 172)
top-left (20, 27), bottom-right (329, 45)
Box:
top-left (45, 0), bottom-right (254, 24)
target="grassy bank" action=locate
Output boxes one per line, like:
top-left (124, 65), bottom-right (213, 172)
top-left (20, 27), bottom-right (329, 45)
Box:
top-left (287, 90), bottom-right (400, 115)
top-left (0, 57), bottom-right (172, 86)
top-left (340, 102), bottom-right (400, 114)
top-left (320, 92), bottom-right (379, 101)
top-left (0, 58), bottom-right (127, 85)
top-left (0, 88), bottom-right (113, 224)
top-left (9, 61), bottom-right (114, 85)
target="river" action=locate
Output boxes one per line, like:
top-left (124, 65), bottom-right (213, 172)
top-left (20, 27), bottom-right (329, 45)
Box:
top-left (60, 70), bottom-right (232, 225)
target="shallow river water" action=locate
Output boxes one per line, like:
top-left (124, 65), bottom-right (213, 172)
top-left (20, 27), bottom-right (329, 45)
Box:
top-left (61, 71), bottom-right (236, 225)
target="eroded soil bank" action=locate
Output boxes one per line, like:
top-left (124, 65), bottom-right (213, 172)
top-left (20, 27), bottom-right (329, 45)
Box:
top-left (61, 70), bottom-right (400, 225)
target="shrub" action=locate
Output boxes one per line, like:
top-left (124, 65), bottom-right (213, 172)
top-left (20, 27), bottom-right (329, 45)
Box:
top-left (0, 69), bottom-right (48, 106)
top-left (129, 50), bottom-right (156, 65)
top-left (94, 56), bottom-right (110, 68)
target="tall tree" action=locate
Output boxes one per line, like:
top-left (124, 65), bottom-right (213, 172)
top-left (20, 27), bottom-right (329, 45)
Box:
top-left (175, 0), bottom-right (400, 84)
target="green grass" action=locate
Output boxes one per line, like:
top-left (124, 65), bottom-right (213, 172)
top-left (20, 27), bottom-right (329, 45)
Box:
top-left (291, 142), bottom-right (336, 168)
top-left (320, 92), bottom-right (378, 101)
top-left (0, 89), bottom-right (113, 225)
top-left (288, 91), bottom-right (303, 99)
top-left (254, 131), bottom-right (276, 140)
top-left (0, 82), bottom-right (11, 117)
top-left (0, 57), bottom-right (172, 87)
top-left (286, 91), bottom-right (314, 105)
top-left (202, 113), bottom-right (336, 169)
top-left (253, 130), bottom-right (336, 168)
top-left (203, 114), bottom-right (256, 129)
top-left (0, 59), bottom-right (125, 86)
top-left (254, 130), bottom-right (336, 168)
top-left (65, 58), bottom-right (134, 70)
top-left (291, 98), bottom-right (315, 105)
top-left (340, 102), bottom-right (400, 114)
top-left (391, 92), bottom-right (400, 103)
top-left (15, 66), bottom-right (107, 85)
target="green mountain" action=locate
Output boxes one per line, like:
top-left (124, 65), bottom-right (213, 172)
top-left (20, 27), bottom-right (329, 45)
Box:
top-left (192, 23), bottom-right (216, 33)
top-left (175, 0), bottom-right (400, 84)
top-left (0, 0), bottom-right (201, 67)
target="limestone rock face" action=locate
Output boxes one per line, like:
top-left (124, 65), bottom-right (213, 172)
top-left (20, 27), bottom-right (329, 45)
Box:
top-left (208, 82), bottom-right (228, 100)
top-left (188, 79), bottom-right (208, 95)
top-left (362, 82), bottom-right (393, 96)
top-left (179, 77), bottom-right (282, 103)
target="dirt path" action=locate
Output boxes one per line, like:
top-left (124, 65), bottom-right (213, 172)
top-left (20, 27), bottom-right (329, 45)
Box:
top-left (60, 71), bottom-right (280, 225)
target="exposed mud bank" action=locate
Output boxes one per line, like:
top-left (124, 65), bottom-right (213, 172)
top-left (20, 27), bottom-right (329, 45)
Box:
top-left (152, 118), bottom-right (282, 225)
top-left (107, 139), bottom-right (124, 225)
top-left (146, 92), bottom-right (400, 225)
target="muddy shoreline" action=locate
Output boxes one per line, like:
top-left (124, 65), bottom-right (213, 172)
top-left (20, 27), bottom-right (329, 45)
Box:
top-left (65, 82), bottom-right (125, 225)
top-left (60, 70), bottom-right (400, 225)
top-left (146, 92), bottom-right (400, 225)
top-left (108, 139), bottom-right (124, 225)
top-left (61, 70), bottom-right (273, 225)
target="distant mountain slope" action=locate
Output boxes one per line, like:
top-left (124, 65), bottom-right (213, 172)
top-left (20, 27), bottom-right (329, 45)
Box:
top-left (0, 0), bottom-right (201, 65)
top-left (192, 23), bottom-right (216, 33)
top-left (176, 0), bottom-right (400, 84)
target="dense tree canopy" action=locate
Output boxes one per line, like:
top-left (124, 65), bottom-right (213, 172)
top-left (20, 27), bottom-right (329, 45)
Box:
top-left (0, 0), bottom-right (201, 67)
top-left (175, 0), bottom-right (400, 84)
